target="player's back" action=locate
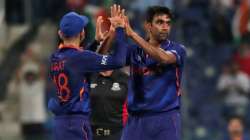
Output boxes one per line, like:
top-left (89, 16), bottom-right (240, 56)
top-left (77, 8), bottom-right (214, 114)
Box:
top-left (49, 46), bottom-right (91, 115)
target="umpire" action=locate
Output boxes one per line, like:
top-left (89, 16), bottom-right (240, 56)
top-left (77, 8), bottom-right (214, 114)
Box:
top-left (90, 69), bottom-right (128, 140)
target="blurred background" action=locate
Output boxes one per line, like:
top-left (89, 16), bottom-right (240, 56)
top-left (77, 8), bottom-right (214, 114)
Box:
top-left (0, 0), bottom-right (250, 140)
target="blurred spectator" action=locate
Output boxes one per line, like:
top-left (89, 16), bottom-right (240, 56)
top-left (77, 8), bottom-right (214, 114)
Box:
top-left (210, 13), bottom-right (233, 44)
top-left (217, 61), bottom-right (250, 118)
top-left (0, 0), bottom-right (4, 24)
top-left (210, 0), bottom-right (236, 15)
top-left (224, 116), bottom-right (250, 140)
top-left (66, 0), bottom-right (87, 11)
top-left (130, 0), bottom-right (174, 12)
top-left (232, 0), bottom-right (250, 41)
top-left (16, 48), bottom-right (47, 140)
top-left (233, 33), bottom-right (250, 77)
top-left (46, 0), bottom-right (67, 22)
top-left (90, 69), bottom-right (128, 140)
top-left (5, 0), bottom-right (25, 24)
top-left (209, 0), bottom-right (234, 44)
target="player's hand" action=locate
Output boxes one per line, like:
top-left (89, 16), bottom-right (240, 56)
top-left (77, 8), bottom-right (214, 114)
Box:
top-left (109, 4), bottom-right (125, 28)
top-left (95, 16), bottom-right (109, 42)
top-left (109, 4), bottom-right (118, 32)
top-left (111, 4), bottom-right (119, 18)
top-left (109, 15), bottom-right (125, 28)
top-left (124, 16), bottom-right (134, 37)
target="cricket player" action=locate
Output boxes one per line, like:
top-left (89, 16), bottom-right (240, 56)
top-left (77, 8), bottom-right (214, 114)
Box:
top-left (48, 10), bottom-right (126, 140)
top-left (120, 6), bottom-right (187, 140)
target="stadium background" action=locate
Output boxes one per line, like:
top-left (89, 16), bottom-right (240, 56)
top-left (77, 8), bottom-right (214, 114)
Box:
top-left (0, 0), bottom-right (249, 139)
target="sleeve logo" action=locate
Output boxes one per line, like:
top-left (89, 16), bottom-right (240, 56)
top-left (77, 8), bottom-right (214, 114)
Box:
top-left (101, 55), bottom-right (108, 65)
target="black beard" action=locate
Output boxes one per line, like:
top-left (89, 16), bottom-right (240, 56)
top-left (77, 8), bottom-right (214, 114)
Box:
top-left (156, 32), bottom-right (169, 43)
top-left (158, 38), bottom-right (167, 43)
top-left (157, 36), bottom-right (168, 43)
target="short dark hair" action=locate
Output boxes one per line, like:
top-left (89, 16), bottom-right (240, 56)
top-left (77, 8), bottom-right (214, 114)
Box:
top-left (228, 115), bottom-right (244, 124)
top-left (145, 6), bottom-right (173, 23)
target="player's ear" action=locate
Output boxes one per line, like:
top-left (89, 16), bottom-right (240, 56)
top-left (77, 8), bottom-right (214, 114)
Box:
top-left (143, 22), bottom-right (148, 30)
top-left (80, 30), bottom-right (85, 41)
top-left (144, 22), bottom-right (151, 32)
top-left (142, 22), bottom-right (149, 37)
top-left (58, 30), bottom-right (64, 39)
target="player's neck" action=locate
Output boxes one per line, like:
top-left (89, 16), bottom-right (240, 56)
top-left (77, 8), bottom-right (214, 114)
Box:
top-left (63, 39), bottom-right (80, 48)
top-left (148, 38), bottom-right (160, 48)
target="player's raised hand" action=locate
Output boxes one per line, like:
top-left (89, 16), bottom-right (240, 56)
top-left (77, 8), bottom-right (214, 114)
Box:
top-left (109, 4), bottom-right (125, 28)
top-left (111, 4), bottom-right (122, 18)
top-left (95, 16), bottom-right (109, 42)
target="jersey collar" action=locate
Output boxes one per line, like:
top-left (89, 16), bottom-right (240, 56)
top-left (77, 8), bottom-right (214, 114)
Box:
top-left (58, 43), bottom-right (83, 51)
top-left (161, 40), bottom-right (170, 49)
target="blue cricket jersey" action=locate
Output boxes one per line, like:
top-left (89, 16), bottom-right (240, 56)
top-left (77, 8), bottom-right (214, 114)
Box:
top-left (48, 28), bottom-right (127, 116)
top-left (126, 40), bottom-right (186, 113)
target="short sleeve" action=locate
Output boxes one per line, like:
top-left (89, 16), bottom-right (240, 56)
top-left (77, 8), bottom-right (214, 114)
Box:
top-left (168, 44), bottom-right (186, 66)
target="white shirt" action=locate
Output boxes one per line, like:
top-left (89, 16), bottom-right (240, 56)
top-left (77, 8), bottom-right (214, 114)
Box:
top-left (19, 79), bottom-right (47, 123)
top-left (217, 71), bottom-right (250, 106)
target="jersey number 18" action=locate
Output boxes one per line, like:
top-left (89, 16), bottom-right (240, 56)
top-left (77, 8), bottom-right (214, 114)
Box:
top-left (53, 73), bottom-right (71, 103)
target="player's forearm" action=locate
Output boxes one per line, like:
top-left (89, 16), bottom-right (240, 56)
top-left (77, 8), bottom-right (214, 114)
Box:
top-left (98, 30), bottom-right (115, 54)
top-left (129, 31), bottom-right (175, 64)
top-left (85, 28), bottom-right (128, 72)
top-left (109, 27), bottom-right (128, 66)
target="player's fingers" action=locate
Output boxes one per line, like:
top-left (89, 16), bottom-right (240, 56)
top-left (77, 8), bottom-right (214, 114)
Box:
top-left (111, 5), bottom-right (115, 17)
top-left (113, 4), bottom-right (117, 16)
top-left (115, 4), bottom-right (120, 16)
top-left (121, 9), bottom-right (125, 18)
top-left (110, 6), bottom-right (113, 17)
top-left (96, 16), bottom-right (104, 35)
top-left (118, 5), bottom-right (121, 14)
top-left (97, 16), bottom-right (103, 22)
top-left (96, 16), bottom-right (103, 26)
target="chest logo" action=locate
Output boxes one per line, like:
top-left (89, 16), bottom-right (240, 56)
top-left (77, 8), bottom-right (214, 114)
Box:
top-left (111, 82), bottom-right (121, 91)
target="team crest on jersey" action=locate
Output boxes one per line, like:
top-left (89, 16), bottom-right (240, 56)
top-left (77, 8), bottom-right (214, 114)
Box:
top-left (111, 82), bottom-right (120, 91)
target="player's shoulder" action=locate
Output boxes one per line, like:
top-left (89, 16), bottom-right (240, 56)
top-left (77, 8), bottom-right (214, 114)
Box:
top-left (70, 50), bottom-right (102, 61)
top-left (81, 50), bottom-right (95, 54)
top-left (170, 41), bottom-right (186, 50)
top-left (50, 50), bottom-right (63, 61)
top-left (169, 41), bottom-right (187, 55)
